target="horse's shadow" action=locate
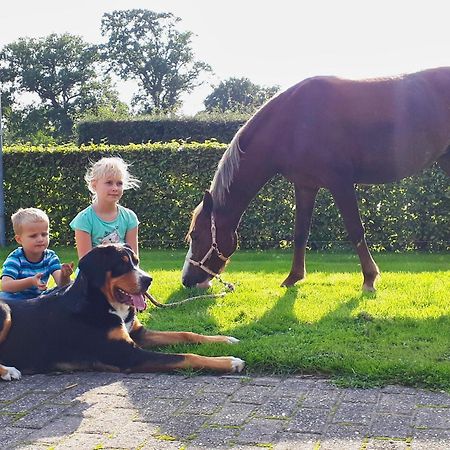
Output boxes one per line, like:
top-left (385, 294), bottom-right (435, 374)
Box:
top-left (144, 268), bottom-right (448, 387)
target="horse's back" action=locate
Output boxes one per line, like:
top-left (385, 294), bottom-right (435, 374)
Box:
top-left (252, 68), bottom-right (450, 185)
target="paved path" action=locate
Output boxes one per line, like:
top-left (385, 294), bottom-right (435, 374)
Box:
top-left (1, 372), bottom-right (449, 449)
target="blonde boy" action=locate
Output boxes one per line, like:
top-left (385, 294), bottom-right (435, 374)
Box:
top-left (0, 208), bottom-right (73, 300)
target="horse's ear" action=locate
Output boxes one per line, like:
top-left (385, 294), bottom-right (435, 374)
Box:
top-left (203, 190), bottom-right (214, 213)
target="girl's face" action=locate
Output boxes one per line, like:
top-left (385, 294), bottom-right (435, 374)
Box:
top-left (92, 174), bottom-right (124, 204)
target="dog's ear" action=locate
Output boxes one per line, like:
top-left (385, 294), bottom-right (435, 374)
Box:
top-left (63, 272), bottom-right (89, 313)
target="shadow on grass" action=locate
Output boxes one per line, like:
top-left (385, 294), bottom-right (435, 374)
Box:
top-left (229, 287), bottom-right (449, 388)
top-left (144, 272), bottom-right (449, 390)
top-left (131, 249), bottom-right (450, 388)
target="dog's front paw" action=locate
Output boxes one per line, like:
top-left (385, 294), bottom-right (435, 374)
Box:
top-left (1, 366), bottom-right (22, 381)
top-left (230, 357), bottom-right (245, 373)
top-left (226, 336), bottom-right (240, 344)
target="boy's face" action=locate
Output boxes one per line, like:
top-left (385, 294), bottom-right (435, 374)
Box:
top-left (15, 221), bottom-right (50, 258)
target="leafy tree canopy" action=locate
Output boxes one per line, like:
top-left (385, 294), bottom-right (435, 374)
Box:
top-left (101, 9), bottom-right (212, 114)
top-left (204, 77), bottom-right (280, 114)
top-left (0, 33), bottom-right (125, 142)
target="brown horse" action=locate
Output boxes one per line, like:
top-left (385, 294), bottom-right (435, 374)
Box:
top-left (182, 67), bottom-right (450, 291)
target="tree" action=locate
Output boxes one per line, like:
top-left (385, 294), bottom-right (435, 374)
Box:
top-left (3, 105), bottom-right (57, 145)
top-left (204, 77), bottom-right (280, 113)
top-left (0, 33), bottom-right (124, 142)
top-left (101, 9), bottom-right (211, 114)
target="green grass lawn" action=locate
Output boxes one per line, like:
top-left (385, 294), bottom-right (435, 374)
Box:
top-left (1, 247), bottom-right (449, 390)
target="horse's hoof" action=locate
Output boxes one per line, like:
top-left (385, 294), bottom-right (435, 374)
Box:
top-left (280, 274), bottom-right (305, 287)
top-left (362, 272), bottom-right (380, 292)
top-left (362, 284), bottom-right (376, 292)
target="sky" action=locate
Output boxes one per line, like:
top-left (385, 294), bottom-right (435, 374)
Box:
top-left (1, 0), bottom-right (449, 115)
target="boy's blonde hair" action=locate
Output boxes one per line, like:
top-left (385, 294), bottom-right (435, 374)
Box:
top-left (84, 157), bottom-right (140, 198)
top-left (11, 208), bottom-right (49, 235)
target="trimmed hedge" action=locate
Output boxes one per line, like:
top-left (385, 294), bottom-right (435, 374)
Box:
top-left (77, 118), bottom-right (247, 145)
top-left (3, 143), bottom-right (449, 251)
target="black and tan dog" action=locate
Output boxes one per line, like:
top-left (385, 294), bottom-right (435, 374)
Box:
top-left (0, 244), bottom-right (244, 381)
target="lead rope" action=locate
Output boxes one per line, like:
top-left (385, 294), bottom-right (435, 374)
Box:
top-left (149, 212), bottom-right (235, 308)
top-left (144, 277), bottom-right (234, 308)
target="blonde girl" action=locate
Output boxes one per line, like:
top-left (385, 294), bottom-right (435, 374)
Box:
top-left (70, 157), bottom-right (140, 259)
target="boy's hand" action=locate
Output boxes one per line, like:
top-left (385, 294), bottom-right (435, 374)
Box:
top-left (61, 262), bottom-right (74, 278)
top-left (32, 273), bottom-right (47, 291)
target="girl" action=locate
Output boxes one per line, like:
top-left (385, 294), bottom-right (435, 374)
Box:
top-left (70, 157), bottom-right (141, 259)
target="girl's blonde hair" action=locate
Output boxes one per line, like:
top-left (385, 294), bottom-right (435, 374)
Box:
top-left (85, 157), bottom-right (140, 199)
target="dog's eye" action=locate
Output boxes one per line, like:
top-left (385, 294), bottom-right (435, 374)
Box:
top-left (120, 253), bottom-right (139, 269)
top-left (111, 261), bottom-right (129, 277)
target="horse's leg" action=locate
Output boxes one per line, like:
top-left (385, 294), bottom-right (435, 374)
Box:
top-left (281, 186), bottom-right (319, 287)
top-left (330, 183), bottom-right (380, 291)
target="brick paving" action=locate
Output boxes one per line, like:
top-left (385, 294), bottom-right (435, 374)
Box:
top-left (1, 372), bottom-right (449, 449)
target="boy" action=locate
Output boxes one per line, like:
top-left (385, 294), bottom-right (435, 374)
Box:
top-left (0, 208), bottom-right (73, 300)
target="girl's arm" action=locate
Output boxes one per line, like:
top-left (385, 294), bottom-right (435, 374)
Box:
top-left (125, 226), bottom-right (139, 257)
top-left (74, 229), bottom-right (93, 259)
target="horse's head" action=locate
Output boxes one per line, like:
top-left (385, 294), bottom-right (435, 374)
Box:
top-left (182, 191), bottom-right (238, 288)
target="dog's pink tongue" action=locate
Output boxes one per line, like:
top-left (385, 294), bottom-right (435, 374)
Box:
top-left (131, 294), bottom-right (147, 311)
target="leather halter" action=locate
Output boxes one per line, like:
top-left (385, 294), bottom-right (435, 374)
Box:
top-left (188, 213), bottom-right (230, 280)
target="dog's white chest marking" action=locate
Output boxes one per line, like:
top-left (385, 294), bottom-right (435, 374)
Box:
top-left (109, 306), bottom-right (134, 332)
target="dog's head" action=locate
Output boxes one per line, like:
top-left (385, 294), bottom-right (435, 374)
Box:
top-left (69, 244), bottom-right (152, 312)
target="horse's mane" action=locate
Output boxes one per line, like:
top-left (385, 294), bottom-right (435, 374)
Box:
top-left (209, 131), bottom-right (245, 207)
top-left (207, 88), bottom-right (286, 207)
top-left (186, 202), bottom-right (202, 242)
top-left (188, 93), bottom-right (280, 229)
top-left (186, 130), bottom-right (244, 242)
